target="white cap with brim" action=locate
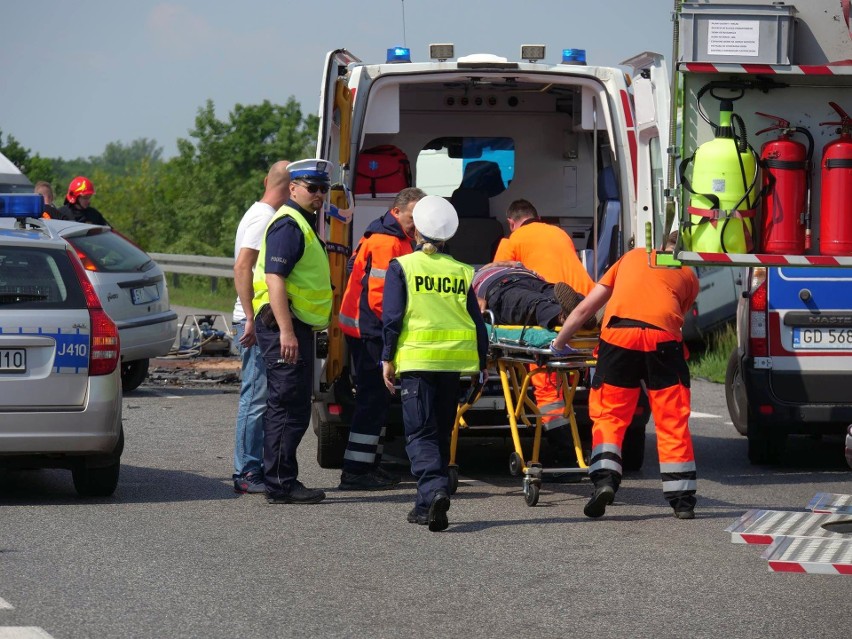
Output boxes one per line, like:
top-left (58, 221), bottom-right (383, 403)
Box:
top-left (288, 158), bottom-right (333, 184)
top-left (413, 195), bottom-right (459, 242)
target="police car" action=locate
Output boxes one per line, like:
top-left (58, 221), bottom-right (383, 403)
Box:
top-left (0, 211), bottom-right (178, 391)
top-left (0, 194), bottom-right (123, 497)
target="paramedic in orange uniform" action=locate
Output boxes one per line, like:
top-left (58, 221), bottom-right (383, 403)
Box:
top-left (551, 233), bottom-right (700, 519)
top-left (337, 187), bottom-right (426, 490)
top-left (492, 199), bottom-right (595, 458)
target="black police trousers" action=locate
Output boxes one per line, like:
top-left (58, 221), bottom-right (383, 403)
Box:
top-left (255, 313), bottom-right (314, 496)
top-left (400, 371), bottom-right (460, 513)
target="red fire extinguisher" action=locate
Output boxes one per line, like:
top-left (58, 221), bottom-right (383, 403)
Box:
top-left (819, 102), bottom-right (852, 256)
top-left (755, 113), bottom-right (813, 254)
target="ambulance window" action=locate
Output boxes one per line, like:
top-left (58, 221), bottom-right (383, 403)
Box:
top-left (415, 137), bottom-right (514, 197)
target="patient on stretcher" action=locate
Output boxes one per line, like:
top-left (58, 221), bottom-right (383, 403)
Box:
top-left (472, 262), bottom-right (593, 329)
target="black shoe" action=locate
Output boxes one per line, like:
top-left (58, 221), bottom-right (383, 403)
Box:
top-left (338, 470), bottom-right (398, 491)
top-left (406, 508), bottom-right (428, 525)
top-left (233, 471), bottom-right (265, 494)
top-left (427, 491), bottom-right (451, 532)
top-left (267, 481), bottom-right (326, 504)
top-left (373, 465), bottom-right (403, 485)
top-left (674, 509), bottom-right (696, 520)
top-left (583, 485), bottom-right (615, 518)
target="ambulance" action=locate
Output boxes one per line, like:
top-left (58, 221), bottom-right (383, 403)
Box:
top-left (309, 43), bottom-right (675, 469)
top-left (664, 0), bottom-right (852, 464)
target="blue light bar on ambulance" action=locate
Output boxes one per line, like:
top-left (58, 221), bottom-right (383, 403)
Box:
top-left (386, 47), bottom-right (412, 63)
top-left (0, 194), bottom-right (45, 217)
top-left (562, 48), bottom-right (587, 65)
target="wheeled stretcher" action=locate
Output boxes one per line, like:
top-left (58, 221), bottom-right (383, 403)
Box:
top-left (449, 319), bottom-right (598, 506)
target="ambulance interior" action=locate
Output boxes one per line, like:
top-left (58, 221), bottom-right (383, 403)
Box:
top-left (349, 73), bottom-right (628, 278)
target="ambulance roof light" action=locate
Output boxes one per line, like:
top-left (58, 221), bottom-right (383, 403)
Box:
top-left (386, 46), bottom-right (412, 63)
top-left (521, 45), bottom-right (546, 63)
top-left (429, 43), bottom-right (455, 62)
top-left (562, 48), bottom-right (587, 65)
top-left (0, 194), bottom-right (45, 218)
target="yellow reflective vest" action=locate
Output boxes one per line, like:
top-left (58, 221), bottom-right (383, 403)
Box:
top-left (394, 250), bottom-right (479, 373)
top-left (252, 205), bottom-right (332, 330)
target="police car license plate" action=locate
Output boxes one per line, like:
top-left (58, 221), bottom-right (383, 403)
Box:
top-left (0, 348), bottom-right (26, 373)
top-left (793, 327), bottom-right (852, 350)
top-left (131, 284), bottom-right (160, 305)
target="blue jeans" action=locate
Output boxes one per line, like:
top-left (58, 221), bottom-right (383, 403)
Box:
top-left (233, 321), bottom-right (267, 478)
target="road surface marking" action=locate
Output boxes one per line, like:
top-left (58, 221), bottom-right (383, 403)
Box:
top-left (0, 629), bottom-right (56, 639)
top-left (690, 411), bottom-right (720, 419)
top-left (0, 599), bottom-right (12, 610)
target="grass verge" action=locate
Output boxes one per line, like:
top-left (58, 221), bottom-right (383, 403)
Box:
top-left (688, 322), bottom-right (736, 384)
top-left (167, 275), bottom-right (234, 313)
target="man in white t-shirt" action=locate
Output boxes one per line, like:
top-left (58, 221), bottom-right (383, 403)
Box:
top-left (232, 160), bottom-right (291, 494)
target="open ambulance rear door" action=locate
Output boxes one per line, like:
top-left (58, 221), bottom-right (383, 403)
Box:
top-left (315, 49), bottom-right (362, 394)
top-left (623, 51), bottom-right (672, 250)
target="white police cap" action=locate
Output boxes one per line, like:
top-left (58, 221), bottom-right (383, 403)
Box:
top-left (413, 195), bottom-right (459, 242)
top-left (289, 158), bottom-right (333, 184)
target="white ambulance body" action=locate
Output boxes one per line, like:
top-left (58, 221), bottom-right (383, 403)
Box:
top-left (310, 45), bottom-right (671, 467)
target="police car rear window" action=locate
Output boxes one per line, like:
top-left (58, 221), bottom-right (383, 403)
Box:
top-left (0, 246), bottom-right (85, 309)
top-left (67, 228), bottom-right (153, 273)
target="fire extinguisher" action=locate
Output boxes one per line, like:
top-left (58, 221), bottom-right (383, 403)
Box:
top-left (755, 113), bottom-right (813, 255)
top-left (819, 102), bottom-right (852, 256)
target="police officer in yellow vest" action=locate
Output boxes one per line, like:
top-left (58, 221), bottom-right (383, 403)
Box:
top-left (381, 196), bottom-right (488, 531)
top-left (253, 159), bottom-right (333, 504)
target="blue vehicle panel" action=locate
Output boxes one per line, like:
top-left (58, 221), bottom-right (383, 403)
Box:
top-left (768, 267), bottom-right (852, 312)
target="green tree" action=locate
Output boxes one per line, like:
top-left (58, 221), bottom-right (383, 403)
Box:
top-left (0, 130), bottom-right (55, 185)
top-left (157, 97), bottom-right (318, 255)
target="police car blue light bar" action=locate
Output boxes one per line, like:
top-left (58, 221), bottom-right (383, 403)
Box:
top-left (0, 194), bottom-right (44, 217)
top-left (386, 46), bottom-right (411, 63)
top-left (562, 48), bottom-right (587, 65)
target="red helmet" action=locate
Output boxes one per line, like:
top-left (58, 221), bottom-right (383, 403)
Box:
top-left (66, 176), bottom-right (95, 204)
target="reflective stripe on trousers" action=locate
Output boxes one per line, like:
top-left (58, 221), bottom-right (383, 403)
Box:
top-left (343, 336), bottom-right (392, 474)
top-left (588, 328), bottom-right (697, 510)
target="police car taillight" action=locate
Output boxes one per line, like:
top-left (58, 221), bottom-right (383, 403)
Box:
top-left (67, 246), bottom-right (120, 376)
top-left (748, 267), bottom-right (768, 358)
top-left (0, 193), bottom-right (44, 217)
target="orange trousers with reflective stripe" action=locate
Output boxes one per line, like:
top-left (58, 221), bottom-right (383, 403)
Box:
top-left (588, 326), bottom-right (694, 498)
top-left (531, 370), bottom-right (567, 429)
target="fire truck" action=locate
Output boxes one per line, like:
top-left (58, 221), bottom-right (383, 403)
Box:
top-left (660, 0), bottom-right (852, 464)
top-left (308, 41), bottom-right (673, 469)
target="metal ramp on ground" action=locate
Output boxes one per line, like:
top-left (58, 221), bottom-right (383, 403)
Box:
top-left (725, 509), bottom-right (846, 544)
top-left (807, 492), bottom-right (852, 515)
top-left (762, 537), bottom-right (852, 575)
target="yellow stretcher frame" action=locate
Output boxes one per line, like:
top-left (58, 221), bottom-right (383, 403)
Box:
top-left (449, 326), bottom-right (597, 507)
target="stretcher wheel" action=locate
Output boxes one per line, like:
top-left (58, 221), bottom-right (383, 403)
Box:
top-left (509, 452), bottom-right (523, 476)
top-left (448, 466), bottom-right (459, 495)
top-left (523, 482), bottom-right (540, 507)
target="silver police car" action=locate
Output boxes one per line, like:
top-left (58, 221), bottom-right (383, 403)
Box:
top-left (0, 194), bottom-right (123, 496)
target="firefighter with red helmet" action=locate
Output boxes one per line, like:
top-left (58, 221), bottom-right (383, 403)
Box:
top-left (57, 176), bottom-right (110, 226)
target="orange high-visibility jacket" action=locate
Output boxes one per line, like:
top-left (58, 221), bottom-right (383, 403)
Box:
top-left (339, 212), bottom-right (414, 339)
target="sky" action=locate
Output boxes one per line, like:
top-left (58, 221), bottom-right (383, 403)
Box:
top-left (3, 0), bottom-right (677, 161)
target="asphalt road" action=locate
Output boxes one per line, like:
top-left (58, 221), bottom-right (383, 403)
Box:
top-left (1, 371), bottom-right (850, 638)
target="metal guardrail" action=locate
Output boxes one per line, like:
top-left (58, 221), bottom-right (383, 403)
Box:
top-left (149, 253), bottom-right (235, 279)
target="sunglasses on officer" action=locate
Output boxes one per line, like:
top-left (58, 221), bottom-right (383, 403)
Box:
top-left (296, 181), bottom-right (330, 194)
